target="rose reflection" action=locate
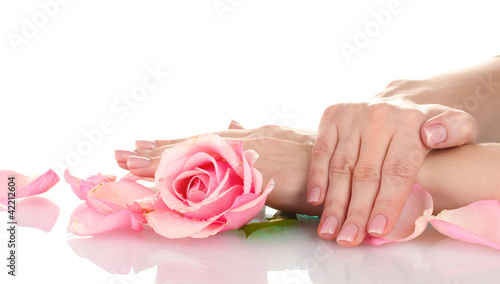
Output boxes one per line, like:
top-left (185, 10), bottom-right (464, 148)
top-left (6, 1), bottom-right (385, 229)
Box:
top-left (66, 217), bottom-right (500, 284)
top-left (0, 196), bottom-right (60, 232)
top-left (67, 226), bottom-right (267, 284)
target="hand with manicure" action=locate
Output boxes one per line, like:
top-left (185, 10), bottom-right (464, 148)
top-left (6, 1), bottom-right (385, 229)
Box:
top-left (308, 81), bottom-right (479, 247)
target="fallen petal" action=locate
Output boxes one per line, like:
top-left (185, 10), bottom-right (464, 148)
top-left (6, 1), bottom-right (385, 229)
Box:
top-left (68, 202), bottom-right (143, 236)
top-left (429, 200), bottom-right (500, 250)
top-left (364, 183), bottom-right (433, 245)
top-left (64, 169), bottom-right (115, 200)
top-left (1, 169), bottom-right (59, 205)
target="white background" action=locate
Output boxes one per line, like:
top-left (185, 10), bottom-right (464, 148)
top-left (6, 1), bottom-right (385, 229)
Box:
top-left (2, 0), bottom-right (500, 177)
top-left (1, 1), bottom-right (500, 284)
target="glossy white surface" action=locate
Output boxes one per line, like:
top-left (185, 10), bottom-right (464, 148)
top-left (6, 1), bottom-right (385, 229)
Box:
top-left (1, 186), bottom-right (500, 284)
top-left (2, 0), bottom-right (500, 283)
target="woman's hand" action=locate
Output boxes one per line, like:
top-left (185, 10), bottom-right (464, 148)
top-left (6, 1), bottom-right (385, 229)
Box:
top-left (115, 122), bottom-right (323, 216)
top-left (308, 80), bottom-right (479, 247)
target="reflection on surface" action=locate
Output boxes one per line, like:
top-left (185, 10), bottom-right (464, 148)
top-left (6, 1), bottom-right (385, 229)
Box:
top-left (66, 211), bottom-right (500, 284)
top-left (0, 196), bottom-right (60, 232)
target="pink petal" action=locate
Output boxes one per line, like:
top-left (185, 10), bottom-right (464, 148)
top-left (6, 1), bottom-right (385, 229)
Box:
top-left (86, 180), bottom-right (156, 214)
top-left (183, 185), bottom-right (244, 220)
top-left (429, 200), bottom-right (500, 250)
top-left (144, 200), bottom-right (221, 239)
top-left (68, 202), bottom-right (143, 236)
top-left (364, 183), bottom-right (433, 245)
top-left (220, 180), bottom-right (274, 232)
top-left (126, 193), bottom-right (163, 223)
top-left (190, 220), bottom-right (226, 238)
top-left (64, 169), bottom-right (115, 200)
top-left (0, 170), bottom-right (59, 205)
top-left (155, 134), bottom-right (245, 187)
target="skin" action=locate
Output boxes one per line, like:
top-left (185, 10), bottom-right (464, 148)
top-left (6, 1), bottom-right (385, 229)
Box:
top-left (307, 57), bottom-right (500, 247)
top-left (116, 57), bottom-right (500, 247)
top-left (115, 124), bottom-right (500, 239)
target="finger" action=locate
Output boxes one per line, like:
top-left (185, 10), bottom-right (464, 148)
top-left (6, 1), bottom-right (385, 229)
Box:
top-left (127, 156), bottom-right (161, 178)
top-left (228, 120), bottom-right (245, 129)
top-left (317, 131), bottom-right (360, 240)
top-left (307, 109), bottom-right (339, 206)
top-left (421, 109), bottom-right (479, 148)
top-left (368, 133), bottom-right (427, 238)
top-left (135, 140), bottom-right (158, 150)
top-left (141, 139), bottom-right (186, 149)
top-left (117, 161), bottom-right (128, 170)
top-left (115, 150), bottom-right (137, 163)
top-left (335, 133), bottom-right (391, 247)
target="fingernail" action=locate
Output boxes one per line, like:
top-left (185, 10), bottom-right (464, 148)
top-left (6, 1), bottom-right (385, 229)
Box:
top-left (319, 216), bottom-right (339, 235)
top-left (127, 156), bottom-right (150, 168)
top-left (115, 150), bottom-right (137, 162)
top-left (424, 124), bottom-right (447, 146)
top-left (337, 224), bottom-right (358, 242)
top-left (307, 186), bottom-right (321, 203)
top-left (135, 140), bottom-right (157, 150)
top-left (368, 215), bottom-right (387, 235)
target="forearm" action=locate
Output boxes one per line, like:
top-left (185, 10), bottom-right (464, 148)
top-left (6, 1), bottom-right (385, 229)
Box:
top-left (415, 143), bottom-right (500, 213)
top-left (375, 57), bottom-right (500, 142)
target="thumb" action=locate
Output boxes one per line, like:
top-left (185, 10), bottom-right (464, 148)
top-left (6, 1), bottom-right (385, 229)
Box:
top-left (421, 109), bottom-right (479, 149)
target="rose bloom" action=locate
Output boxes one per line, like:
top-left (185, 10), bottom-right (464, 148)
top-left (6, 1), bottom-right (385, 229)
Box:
top-left (131, 133), bottom-right (274, 238)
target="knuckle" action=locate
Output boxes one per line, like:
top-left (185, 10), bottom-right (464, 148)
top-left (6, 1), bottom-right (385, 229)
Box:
top-left (312, 141), bottom-right (334, 157)
top-left (330, 157), bottom-right (355, 179)
top-left (383, 160), bottom-right (414, 182)
top-left (352, 165), bottom-right (380, 185)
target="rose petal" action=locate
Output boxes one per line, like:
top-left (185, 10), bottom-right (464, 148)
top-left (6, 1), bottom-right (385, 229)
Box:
top-left (184, 185), bottom-right (244, 220)
top-left (155, 134), bottom-right (245, 187)
top-left (86, 180), bottom-right (156, 214)
top-left (144, 201), bottom-right (222, 239)
top-left (220, 180), bottom-right (274, 232)
top-left (429, 200), bottom-right (500, 250)
top-left (68, 202), bottom-right (143, 236)
top-left (190, 221), bottom-right (226, 238)
top-left (64, 169), bottom-right (115, 200)
top-left (1, 170), bottom-right (59, 205)
top-left (364, 183), bottom-right (433, 245)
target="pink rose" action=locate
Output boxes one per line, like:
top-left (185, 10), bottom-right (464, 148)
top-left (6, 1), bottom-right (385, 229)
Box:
top-left (132, 133), bottom-right (274, 238)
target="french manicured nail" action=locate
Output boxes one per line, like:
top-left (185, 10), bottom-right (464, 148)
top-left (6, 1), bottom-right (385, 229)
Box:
top-left (319, 216), bottom-right (339, 235)
top-left (127, 156), bottom-right (150, 168)
top-left (115, 150), bottom-right (137, 162)
top-left (368, 215), bottom-right (387, 235)
top-left (424, 124), bottom-right (447, 146)
top-left (337, 224), bottom-right (358, 242)
top-left (135, 140), bottom-right (157, 150)
top-left (307, 186), bottom-right (321, 203)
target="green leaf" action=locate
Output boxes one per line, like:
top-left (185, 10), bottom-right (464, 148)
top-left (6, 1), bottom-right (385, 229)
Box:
top-left (239, 211), bottom-right (298, 238)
